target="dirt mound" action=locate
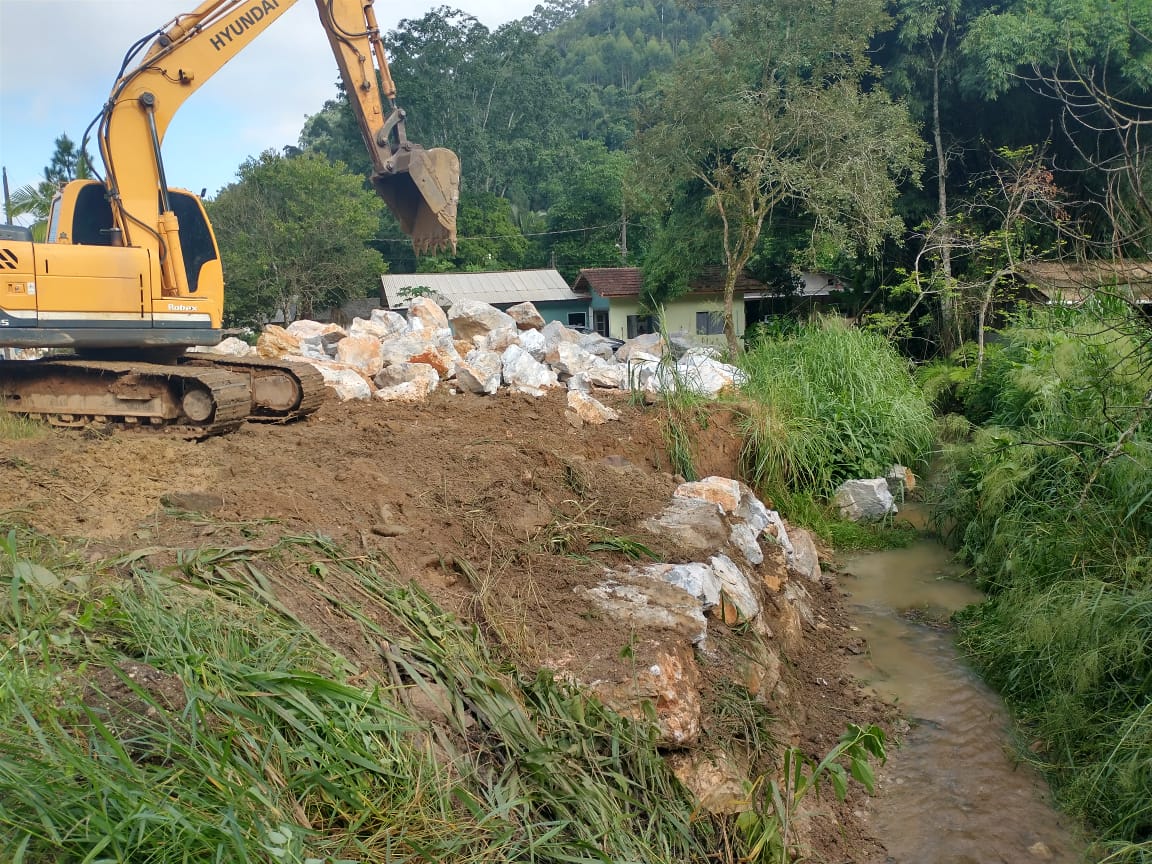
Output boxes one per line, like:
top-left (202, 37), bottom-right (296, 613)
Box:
top-left (1, 389), bottom-right (887, 861)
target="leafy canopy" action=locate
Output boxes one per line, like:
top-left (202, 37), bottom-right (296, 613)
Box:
top-left (207, 150), bottom-right (386, 327)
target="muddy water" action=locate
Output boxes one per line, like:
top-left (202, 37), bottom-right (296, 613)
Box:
top-left (841, 539), bottom-right (1087, 863)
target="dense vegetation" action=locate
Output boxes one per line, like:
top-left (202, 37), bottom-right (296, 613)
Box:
top-left (925, 306), bottom-right (1152, 858)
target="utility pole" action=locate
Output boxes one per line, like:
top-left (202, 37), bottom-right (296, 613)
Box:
top-left (619, 197), bottom-right (628, 262)
top-left (2, 166), bottom-right (11, 223)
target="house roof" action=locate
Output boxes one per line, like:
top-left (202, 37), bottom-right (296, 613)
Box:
top-left (574, 266), bottom-right (768, 298)
top-left (380, 269), bottom-right (581, 309)
top-left (573, 267), bottom-right (644, 297)
top-left (1018, 260), bottom-right (1152, 304)
top-left (688, 266), bottom-right (768, 295)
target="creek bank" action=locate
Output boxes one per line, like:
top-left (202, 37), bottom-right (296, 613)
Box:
top-left (839, 532), bottom-right (1087, 863)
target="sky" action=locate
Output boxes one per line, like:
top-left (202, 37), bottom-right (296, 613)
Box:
top-left (0, 0), bottom-right (542, 207)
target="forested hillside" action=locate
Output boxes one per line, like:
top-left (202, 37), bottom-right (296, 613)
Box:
top-left (282, 0), bottom-right (1151, 352)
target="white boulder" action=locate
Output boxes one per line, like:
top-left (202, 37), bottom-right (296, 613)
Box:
top-left (449, 300), bottom-right (517, 344)
top-left (455, 348), bottom-right (503, 395)
top-left (502, 344), bottom-right (559, 393)
top-left (566, 391), bottom-right (620, 424)
top-left (505, 301), bottom-right (546, 330)
top-left (833, 478), bottom-right (897, 521)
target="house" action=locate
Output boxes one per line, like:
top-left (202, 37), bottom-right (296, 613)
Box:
top-left (379, 269), bottom-right (590, 325)
top-left (744, 270), bottom-right (850, 321)
top-left (572, 266), bottom-right (757, 346)
top-left (1018, 260), bottom-right (1152, 311)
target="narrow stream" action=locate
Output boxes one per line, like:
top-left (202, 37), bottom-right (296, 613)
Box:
top-left (841, 537), bottom-right (1087, 863)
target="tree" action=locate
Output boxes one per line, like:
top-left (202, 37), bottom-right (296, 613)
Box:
top-left (207, 151), bottom-right (387, 326)
top-left (540, 142), bottom-right (630, 280)
top-left (8, 133), bottom-right (95, 239)
top-left (962, 0), bottom-right (1152, 259)
top-left (416, 191), bottom-right (528, 272)
top-left (634, 0), bottom-right (923, 353)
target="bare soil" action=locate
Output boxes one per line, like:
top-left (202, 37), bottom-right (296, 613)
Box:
top-left (1, 387), bottom-right (890, 862)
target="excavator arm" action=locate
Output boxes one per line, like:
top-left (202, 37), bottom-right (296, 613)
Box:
top-left (98, 0), bottom-right (459, 299)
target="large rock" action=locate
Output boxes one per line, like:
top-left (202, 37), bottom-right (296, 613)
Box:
top-left (502, 344), bottom-right (558, 395)
top-left (625, 352), bottom-right (663, 393)
top-left (455, 348), bottom-right (502, 395)
top-left (642, 562), bottom-right (723, 610)
top-left (505, 301), bottom-right (546, 331)
top-left (786, 525), bottom-right (822, 582)
top-left (286, 321), bottom-right (347, 357)
top-left (577, 570), bottom-right (708, 645)
top-left (675, 476), bottom-right (743, 513)
top-left (203, 336), bottom-right (252, 357)
top-left (579, 332), bottom-right (618, 360)
top-left (833, 478), bottom-right (896, 521)
top-left (729, 522), bottom-right (764, 566)
top-left (256, 325), bottom-right (300, 359)
top-left (590, 644), bottom-right (702, 746)
top-left (349, 314), bottom-right (406, 341)
top-left (374, 378), bottom-right (437, 403)
top-left (285, 319), bottom-right (334, 340)
top-left (448, 300), bottom-right (517, 344)
top-left (311, 363), bottom-right (372, 401)
top-left (669, 750), bottom-right (751, 815)
top-left (658, 355), bottom-right (747, 397)
top-left (643, 496), bottom-right (729, 556)
top-left (378, 334), bottom-right (458, 377)
top-left (585, 364), bottom-right (625, 389)
top-left (517, 327), bottom-right (547, 361)
top-left (541, 320), bottom-right (582, 352)
top-left (406, 297), bottom-right (449, 333)
top-left (547, 341), bottom-right (610, 378)
top-left (334, 334), bottom-right (385, 377)
top-left (710, 554), bottom-right (760, 622)
top-left (566, 391), bottom-right (619, 424)
top-left (616, 332), bottom-right (666, 362)
top-left (374, 362), bottom-right (440, 391)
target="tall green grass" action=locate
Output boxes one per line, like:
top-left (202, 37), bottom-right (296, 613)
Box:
top-left (739, 318), bottom-right (934, 498)
top-left (931, 306), bottom-right (1152, 854)
top-left (0, 526), bottom-right (721, 863)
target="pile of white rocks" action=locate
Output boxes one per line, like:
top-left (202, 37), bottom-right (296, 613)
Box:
top-left (198, 299), bottom-right (747, 418)
top-left (563, 475), bottom-right (824, 748)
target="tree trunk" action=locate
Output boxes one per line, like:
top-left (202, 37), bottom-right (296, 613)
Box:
top-left (723, 267), bottom-right (739, 356)
top-left (932, 50), bottom-right (958, 354)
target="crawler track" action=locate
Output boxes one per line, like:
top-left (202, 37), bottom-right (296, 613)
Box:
top-left (179, 354), bottom-right (326, 422)
top-left (0, 359), bottom-right (251, 437)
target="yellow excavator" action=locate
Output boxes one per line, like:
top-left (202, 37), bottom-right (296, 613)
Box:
top-left (0, 0), bottom-right (459, 435)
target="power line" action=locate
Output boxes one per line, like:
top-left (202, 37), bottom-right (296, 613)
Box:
top-left (371, 221), bottom-right (632, 243)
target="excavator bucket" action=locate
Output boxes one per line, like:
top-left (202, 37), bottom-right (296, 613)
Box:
top-left (372, 146), bottom-right (461, 256)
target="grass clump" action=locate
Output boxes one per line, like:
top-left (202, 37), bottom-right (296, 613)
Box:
top-left (0, 402), bottom-right (44, 440)
top-left (739, 318), bottom-right (934, 498)
top-left (934, 306), bottom-right (1152, 850)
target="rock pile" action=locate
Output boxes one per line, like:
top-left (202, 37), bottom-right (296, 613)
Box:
top-left (199, 299), bottom-right (747, 411)
top-left (566, 475), bottom-right (823, 755)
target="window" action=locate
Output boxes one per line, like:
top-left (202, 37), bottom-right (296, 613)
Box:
top-left (626, 314), bottom-right (656, 339)
top-left (567, 311), bottom-right (588, 328)
top-left (696, 311), bottom-right (725, 335)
